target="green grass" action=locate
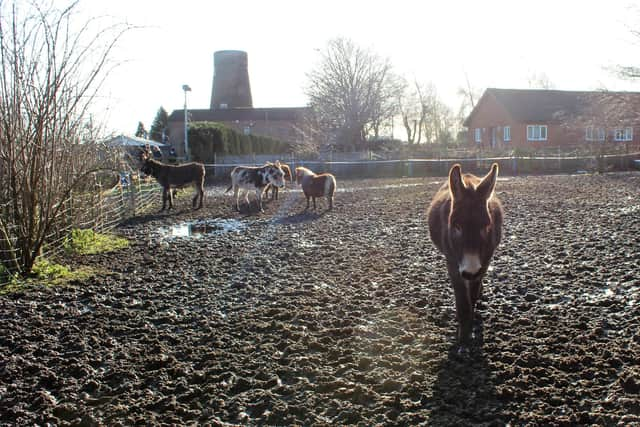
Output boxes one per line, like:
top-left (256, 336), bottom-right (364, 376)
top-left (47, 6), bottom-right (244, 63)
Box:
top-left (64, 228), bottom-right (129, 255)
top-left (1, 229), bottom-right (127, 294)
top-left (0, 259), bottom-right (100, 294)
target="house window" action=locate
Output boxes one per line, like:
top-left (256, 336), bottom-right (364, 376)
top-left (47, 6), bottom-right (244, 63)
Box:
top-left (585, 126), bottom-right (605, 142)
top-left (503, 126), bottom-right (511, 142)
top-left (613, 127), bottom-right (633, 142)
top-left (474, 128), bottom-right (482, 143)
top-left (527, 125), bottom-right (547, 141)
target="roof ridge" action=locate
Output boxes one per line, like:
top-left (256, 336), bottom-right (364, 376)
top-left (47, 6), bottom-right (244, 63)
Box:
top-left (488, 87), bottom-right (640, 95)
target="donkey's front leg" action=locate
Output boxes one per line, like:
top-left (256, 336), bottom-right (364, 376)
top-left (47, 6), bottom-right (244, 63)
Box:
top-left (166, 186), bottom-right (174, 210)
top-left (451, 276), bottom-right (474, 346)
top-left (469, 280), bottom-right (483, 308)
top-left (255, 189), bottom-right (264, 212)
top-left (233, 187), bottom-right (241, 211)
top-left (161, 188), bottom-right (169, 211)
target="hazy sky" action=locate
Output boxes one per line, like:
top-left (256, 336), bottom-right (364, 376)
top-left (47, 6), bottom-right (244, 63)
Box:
top-left (73, 0), bottom-right (640, 136)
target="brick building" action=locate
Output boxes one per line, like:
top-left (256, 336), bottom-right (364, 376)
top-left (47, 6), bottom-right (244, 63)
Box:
top-left (464, 88), bottom-right (640, 149)
top-left (168, 50), bottom-right (309, 157)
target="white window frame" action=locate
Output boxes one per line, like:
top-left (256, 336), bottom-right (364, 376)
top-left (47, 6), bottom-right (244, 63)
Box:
top-left (586, 126), bottom-right (605, 142)
top-left (503, 126), bottom-right (511, 142)
top-left (474, 128), bottom-right (482, 143)
top-left (613, 127), bottom-right (633, 142)
top-left (527, 125), bottom-right (548, 141)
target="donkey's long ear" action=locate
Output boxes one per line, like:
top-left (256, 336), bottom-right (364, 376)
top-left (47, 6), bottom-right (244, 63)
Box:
top-left (448, 164), bottom-right (464, 199)
top-left (477, 163), bottom-right (499, 199)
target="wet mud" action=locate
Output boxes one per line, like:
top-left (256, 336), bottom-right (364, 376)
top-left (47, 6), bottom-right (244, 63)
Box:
top-left (1, 172), bottom-right (639, 425)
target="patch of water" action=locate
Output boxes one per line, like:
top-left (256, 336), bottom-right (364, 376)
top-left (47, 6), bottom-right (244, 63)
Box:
top-left (337, 181), bottom-right (438, 193)
top-left (296, 239), bottom-right (318, 249)
top-left (158, 218), bottom-right (246, 239)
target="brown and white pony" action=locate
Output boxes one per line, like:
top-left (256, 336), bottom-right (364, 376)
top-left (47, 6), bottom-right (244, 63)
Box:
top-left (140, 151), bottom-right (205, 211)
top-left (427, 163), bottom-right (503, 348)
top-left (264, 162), bottom-right (293, 200)
top-left (225, 161), bottom-right (286, 212)
top-left (295, 166), bottom-right (336, 210)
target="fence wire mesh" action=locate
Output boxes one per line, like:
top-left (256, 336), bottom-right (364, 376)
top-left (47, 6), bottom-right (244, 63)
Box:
top-left (0, 181), bottom-right (161, 287)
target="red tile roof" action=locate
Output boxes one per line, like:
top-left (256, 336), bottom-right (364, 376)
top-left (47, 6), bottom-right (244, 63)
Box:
top-left (464, 88), bottom-right (640, 126)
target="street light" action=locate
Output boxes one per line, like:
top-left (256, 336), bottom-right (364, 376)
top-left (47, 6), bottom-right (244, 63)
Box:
top-left (182, 84), bottom-right (192, 160)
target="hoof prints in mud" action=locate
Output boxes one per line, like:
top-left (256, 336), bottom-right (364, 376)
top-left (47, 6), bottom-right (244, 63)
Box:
top-left (1, 173), bottom-right (640, 425)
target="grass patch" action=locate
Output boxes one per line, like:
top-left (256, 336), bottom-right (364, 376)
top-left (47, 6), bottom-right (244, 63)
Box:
top-left (31, 259), bottom-right (96, 286)
top-left (64, 229), bottom-right (129, 255)
top-left (0, 259), bottom-right (101, 294)
top-left (1, 229), bottom-right (124, 294)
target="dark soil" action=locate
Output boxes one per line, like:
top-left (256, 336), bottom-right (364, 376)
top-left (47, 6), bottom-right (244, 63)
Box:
top-left (1, 172), bottom-right (639, 426)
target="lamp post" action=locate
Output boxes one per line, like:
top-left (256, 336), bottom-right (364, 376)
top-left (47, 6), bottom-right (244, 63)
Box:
top-left (182, 84), bottom-right (192, 160)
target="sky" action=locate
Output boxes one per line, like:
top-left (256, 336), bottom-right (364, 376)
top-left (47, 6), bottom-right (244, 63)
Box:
top-left (67, 0), bottom-right (640, 137)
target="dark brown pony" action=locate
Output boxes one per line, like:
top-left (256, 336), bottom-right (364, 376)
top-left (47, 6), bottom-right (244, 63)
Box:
top-left (295, 166), bottom-right (336, 210)
top-left (264, 162), bottom-right (293, 200)
top-left (427, 163), bottom-right (503, 347)
top-left (140, 151), bottom-right (205, 211)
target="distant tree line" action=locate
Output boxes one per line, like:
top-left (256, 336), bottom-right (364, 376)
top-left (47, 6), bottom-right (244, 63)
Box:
top-left (187, 122), bottom-right (289, 162)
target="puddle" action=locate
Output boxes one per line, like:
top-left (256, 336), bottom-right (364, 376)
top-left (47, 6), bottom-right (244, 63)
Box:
top-left (159, 218), bottom-right (246, 239)
top-left (338, 181), bottom-right (437, 193)
top-left (296, 239), bottom-right (318, 249)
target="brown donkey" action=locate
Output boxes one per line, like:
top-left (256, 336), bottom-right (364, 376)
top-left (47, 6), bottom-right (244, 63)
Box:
top-left (140, 151), bottom-right (205, 211)
top-left (427, 163), bottom-right (503, 347)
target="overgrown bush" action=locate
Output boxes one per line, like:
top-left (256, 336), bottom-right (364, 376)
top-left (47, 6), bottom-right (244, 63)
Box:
top-left (0, 2), bottom-right (129, 277)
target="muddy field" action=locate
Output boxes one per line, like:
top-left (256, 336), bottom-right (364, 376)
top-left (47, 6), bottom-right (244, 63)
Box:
top-left (1, 172), bottom-right (639, 426)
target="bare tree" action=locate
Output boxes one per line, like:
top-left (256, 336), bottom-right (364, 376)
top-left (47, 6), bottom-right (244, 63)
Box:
top-left (305, 38), bottom-right (394, 150)
top-left (0, 1), bottom-right (129, 276)
top-left (396, 79), bottom-right (456, 145)
top-left (527, 71), bottom-right (556, 89)
top-left (396, 77), bottom-right (420, 144)
top-left (418, 84), bottom-right (455, 145)
top-left (366, 72), bottom-right (403, 140)
top-left (617, 66), bottom-right (640, 79)
top-left (456, 73), bottom-right (483, 136)
top-left (614, 7), bottom-right (640, 79)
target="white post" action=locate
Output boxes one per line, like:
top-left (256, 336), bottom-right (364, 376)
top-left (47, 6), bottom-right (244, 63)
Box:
top-left (182, 84), bottom-right (192, 160)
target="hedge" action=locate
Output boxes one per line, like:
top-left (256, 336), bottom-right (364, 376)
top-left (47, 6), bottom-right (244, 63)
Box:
top-left (188, 121), bottom-right (289, 162)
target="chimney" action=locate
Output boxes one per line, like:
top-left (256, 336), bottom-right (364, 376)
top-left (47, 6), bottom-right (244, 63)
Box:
top-left (210, 50), bottom-right (253, 109)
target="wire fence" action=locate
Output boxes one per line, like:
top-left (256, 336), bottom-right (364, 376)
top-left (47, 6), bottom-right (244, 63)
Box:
top-left (204, 150), bottom-right (640, 182)
top-left (2, 146), bottom-right (639, 287)
top-left (0, 179), bottom-right (161, 287)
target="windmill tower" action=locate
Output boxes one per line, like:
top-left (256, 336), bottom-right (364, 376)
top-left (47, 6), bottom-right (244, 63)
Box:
top-left (210, 50), bottom-right (253, 109)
